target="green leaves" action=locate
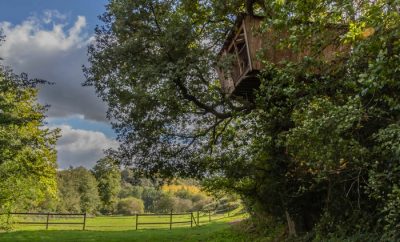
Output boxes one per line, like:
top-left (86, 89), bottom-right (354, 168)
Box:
top-left (93, 157), bottom-right (122, 213)
top-left (57, 167), bottom-right (101, 214)
top-left (287, 97), bottom-right (366, 179)
top-left (85, 0), bottom-right (248, 178)
top-left (0, 67), bottom-right (59, 213)
top-left (87, 0), bottom-right (400, 238)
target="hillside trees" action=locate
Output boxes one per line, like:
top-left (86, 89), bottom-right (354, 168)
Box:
top-left (119, 171), bottom-right (212, 213)
top-left (85, 0), bottom-right (400, 239)
top-left (57, 167), bottom-right (101, 214)
top-left (50, 165), bottom-right (213, 214)
top-left (0, 63), bottom-right (59, 213)
top-left (93, 157), bottom-right (121, 213)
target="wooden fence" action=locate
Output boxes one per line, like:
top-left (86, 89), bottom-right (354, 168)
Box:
top-left (135, 211), bottom-right (195, 230)
top-left (3, 212), bottom-right (86, 230)
top-left (134, 207), bottom-right (238, 230)
top-left (3, 207), bottom-right (241, 231)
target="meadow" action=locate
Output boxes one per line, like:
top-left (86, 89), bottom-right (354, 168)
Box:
top-left (0, 210), bottom-right (249, 242)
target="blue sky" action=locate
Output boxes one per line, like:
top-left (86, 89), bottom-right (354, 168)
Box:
top-left (0, 0), bottom-right (107, 28)
top-left (0, 0), bottom-right (118, 168)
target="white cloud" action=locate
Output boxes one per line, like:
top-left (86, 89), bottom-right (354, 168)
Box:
top-left (0, 12), bottom-right (117, 168)
top-left (42, 10), bottom-right (67, 24)
top-left (0, 12), bottom-right (108, 121)
top-left (54, 125), bottom-right (118, 169)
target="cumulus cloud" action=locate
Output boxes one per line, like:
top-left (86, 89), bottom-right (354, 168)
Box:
top-left (54, 125), bottom-right (118, 169)
top-left (42, 10), bottom-right (67, 24)
top-left (0, 12), bottom-right (108, 121)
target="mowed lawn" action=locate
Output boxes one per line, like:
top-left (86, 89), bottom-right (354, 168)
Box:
top-left (0, 212), bottom-right (249, 242)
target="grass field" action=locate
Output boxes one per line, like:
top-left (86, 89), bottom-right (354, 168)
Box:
top-left (6, 210), bottom-right (240, 231)
top-left (0, 211), bottom-right (249, 242)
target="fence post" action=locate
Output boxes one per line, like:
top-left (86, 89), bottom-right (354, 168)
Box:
top-left (197, 211), bottom-right (199, 226)
top-left (190, 212), bottom-right (193, 227)
top-left (135, 213), bottom-right (138, 230)
top-left (208, 210), bottom-right (211, 222)
top-left (46, 212), bottom-right (50, 230)
top-left (83, 213), bottom-right (86, 231)
top-left (6, 212), bottom-right (10, 225)
top-left (170, 210), bottom-right (173, 230)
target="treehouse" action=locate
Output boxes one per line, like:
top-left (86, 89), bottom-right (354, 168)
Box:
top-left (217, 14), bottom-right (347, 99)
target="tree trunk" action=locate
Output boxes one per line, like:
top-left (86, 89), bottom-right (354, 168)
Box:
top-left (246, 0), bottom-right (255, 16)
top-left (285, 210), bottom-right (297, 237)
top-left (245, 0), bottom-right (267, 16)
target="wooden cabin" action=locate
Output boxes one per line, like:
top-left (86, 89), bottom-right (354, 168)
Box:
top-left (217, 15), bottom-right (347, 99)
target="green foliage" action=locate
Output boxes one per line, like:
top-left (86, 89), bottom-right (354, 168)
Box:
top-left (84, 0), bottom-right (247, 178)
top-left (119, 183), bottom-right (144, 199)
top-left (141, 187), bottom-right (162, 212)
top-left (0, 65), bottom-right (59, 214)
top-left (117, 197), bottom-right (144, 215)
top-left (57, 167), bottom-right (101, 214)
top-left (93, 157), bottom-right (121, 213)
top-left (174, 198), bottom-right (193, 212)
top-left (57, 171), bottom-right (81, 213)
top-left (154, 194), bottom-right (177, 213)
top-left (175, 188), bottom-right (192, 199)
top-left (86, 0), bottom-right (400, 239)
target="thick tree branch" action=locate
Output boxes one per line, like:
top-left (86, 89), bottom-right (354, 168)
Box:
top-left (149, 3), bottom-right (236, 120)
top-left (172, 78), bottom-right (232, 119)
top-left (149, 1), bottom-right (256, 120)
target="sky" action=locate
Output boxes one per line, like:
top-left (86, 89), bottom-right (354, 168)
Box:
top-left (0, 0), bottom-right (118, 169)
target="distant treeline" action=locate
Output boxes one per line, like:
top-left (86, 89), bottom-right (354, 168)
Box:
top-left (33, 158), bottom-right (239, 215)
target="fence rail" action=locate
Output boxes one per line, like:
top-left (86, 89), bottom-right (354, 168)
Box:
top-left (135, 211), bottom-right (194, 230)
top-left (6, 212), bottom-right (85, 216)
top-left (2, 212), bottom-right (86, 230)
top-left (2, 207), bottom-right (243, 231)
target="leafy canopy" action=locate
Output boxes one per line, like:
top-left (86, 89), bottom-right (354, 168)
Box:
top-left (86, 0), bottom-right (400, 239)
top-left (0, 65), bottom-right (59, 212)
top-left (84, 0), bottom-right (254, 178)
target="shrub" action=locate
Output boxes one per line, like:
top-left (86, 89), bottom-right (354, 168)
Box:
top-left (0, 214), bottom-right (12, 231)
top-left (191, 193), bottom-right (206, 203)
top-left (175, 189), bottom-right (191, 199)
top-left (117, 197), bottom-right (144, 215)
top-left (154, 194), bottom-right (177, 213)
top-left (192, 199), bottom-right (210, 211)
top-left (174, 198), bottom-right (193, 212)
top-left (142, 187), bottom-right (162, 212)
